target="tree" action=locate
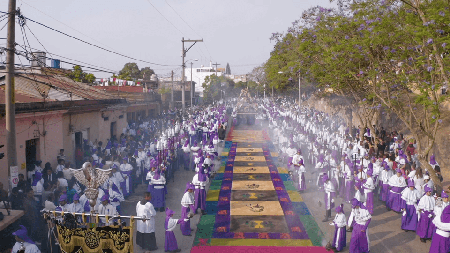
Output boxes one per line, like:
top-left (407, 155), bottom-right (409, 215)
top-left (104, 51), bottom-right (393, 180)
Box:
top-left (141, 67), bottom-right (155, 80)
top-left (225, 63), bottom-right (231, 75)
top-left (263, 0), bottom-right (450, 191)
top-left (67, 65), bottom-right (96, 84)
top-left (202, 75), bottom-right (237, 103)
top-left (119, 63), bottom-right (141, 80)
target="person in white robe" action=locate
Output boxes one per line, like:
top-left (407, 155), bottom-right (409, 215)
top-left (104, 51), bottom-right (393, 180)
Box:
top-left (136, 192), bottom-right (158, 251)
top-left (12, 225), bottom-right (41, 253)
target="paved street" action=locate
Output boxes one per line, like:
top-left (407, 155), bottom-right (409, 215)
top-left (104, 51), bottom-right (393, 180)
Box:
top-left (287, 156), bottom-right (432, 253)
top-left (121, 144), bottom-right (225, 253)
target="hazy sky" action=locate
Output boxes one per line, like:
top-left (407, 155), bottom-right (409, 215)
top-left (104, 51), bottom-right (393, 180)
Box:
top-left (1, 0), bottom-right (336, 79)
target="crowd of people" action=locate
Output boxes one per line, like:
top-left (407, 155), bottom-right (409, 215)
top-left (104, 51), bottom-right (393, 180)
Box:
top-left (262, 98), bottom-right (447, 253)
top-left (3, 95), bottom-right (449, 253)
top-left (3, 105), bottom-right (229, 253)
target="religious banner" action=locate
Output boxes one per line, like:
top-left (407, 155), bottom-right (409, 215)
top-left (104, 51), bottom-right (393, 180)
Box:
top-left (56, 224), bottom-right (133, 253)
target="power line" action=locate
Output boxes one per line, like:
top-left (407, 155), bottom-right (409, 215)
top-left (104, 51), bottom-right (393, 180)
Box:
top-left (0, 10), bottom-right (178, 67)
top-left (20, 0), bottom-right (118, 51)
top-left (144, 0), bottom-right (184, 36)
top-left (164, 0), bottom-right (200, 38)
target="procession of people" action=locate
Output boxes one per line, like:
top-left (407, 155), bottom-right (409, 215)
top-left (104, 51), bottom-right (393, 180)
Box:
top-left (263, 98), bottom-right (447, 253)
top-left (3, 96), bottom-right (449, 253)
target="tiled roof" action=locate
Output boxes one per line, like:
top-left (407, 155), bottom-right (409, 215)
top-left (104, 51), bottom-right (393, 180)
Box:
top-left (0, 88), bottom-right (53, 103)
top-left (0, 72), bottom-right (117, 101)
top-left (93, 86), bottom-right (145, 93)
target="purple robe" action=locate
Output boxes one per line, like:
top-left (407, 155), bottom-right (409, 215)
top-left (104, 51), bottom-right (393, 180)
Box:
top-left (401, 202), bottom-right (418, 231)
top-left (333, 224), bottom-right (346, 251)
top-left (339, 177), bottom-right (345, 197)
top-left (417, 210), bottom-right (433, 239)
top-left (387, 186), bottom-right (404, 212)
top-left (150, 184), bottom-right (166, 208)
top-left (165, 231), bottom-right (178, 251)
top-left (430, 231), bottom-right (450, 253)
top-left (194, 188), bottom-right (206, 211)
top-left (345, 180), bottom-right (354, 202)
top-left (121, 170), bottom-right (133, 197)
top-left (349, 219), bottom-right (371, 253)
top-left (183, 152), bottom-right (190, 169)
top-left (180, 206), bottom-right (192, 236)
top-left (325, 192), bottom-right (336, 210)
top-left (365, 192), bottom-right (374, 215)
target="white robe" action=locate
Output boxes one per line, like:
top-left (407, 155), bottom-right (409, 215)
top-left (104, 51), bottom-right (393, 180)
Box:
top-left (136, 201), bottom-right (156, 233)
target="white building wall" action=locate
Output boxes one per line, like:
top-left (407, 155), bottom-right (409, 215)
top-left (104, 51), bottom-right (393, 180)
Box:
top-left (185, 63), bottom-right (223, 97)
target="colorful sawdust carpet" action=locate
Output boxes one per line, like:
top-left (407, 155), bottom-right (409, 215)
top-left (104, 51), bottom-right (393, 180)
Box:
top-left (192, 128), bottom-right (327, 252)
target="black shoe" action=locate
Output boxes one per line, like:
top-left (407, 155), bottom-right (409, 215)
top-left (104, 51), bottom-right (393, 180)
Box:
top-left (346, 227), bottom-right (353, 232)
top-left (201, 210), bottom-right (207, 215)
top-left (420, 238), bottom-right (426, 243)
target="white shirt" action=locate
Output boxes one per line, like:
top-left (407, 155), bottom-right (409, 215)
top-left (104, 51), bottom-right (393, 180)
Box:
top-left (363, 177), bottom-right (375, 193)
top-left (120, 163), bottom-right (133, 172)
top-left (68, 202), bottom-right (84, 213)
top-left (166, 218), bottom-right (179, 231)
top-left (333, 213), bottom-right (347, 228)
top-left (58, 178), bottom-right (68, 188)
top-left (292, 154), bottom-right (304, 166)
top-left (418, 194), bottom-right (435, 212)
top-left (136, 201), bottom-right (156, 233)
top-left (401, 188), bottom-right (421, 206)
top-left (181, 191), bottom-right (195, 208)
top-left (388, 174), bottom-right (407, 188)
top-left (192, 174), bottom-right (208, 189)
top-left (96, 203), bottom-right (117, 224)
top-left (12, 242), bottom-right (41, 253)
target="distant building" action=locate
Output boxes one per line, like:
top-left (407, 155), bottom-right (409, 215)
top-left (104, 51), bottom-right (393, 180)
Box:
top-left (225, 74), bottom-right (247, 83)
top-left (185, 62), bottom-right (223, 97)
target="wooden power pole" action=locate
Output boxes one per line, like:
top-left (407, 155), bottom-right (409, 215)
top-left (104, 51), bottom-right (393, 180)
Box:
top-left (181, 37), bottom-right (203, 114)
top-left (6, 0), bottom-right (17, 183)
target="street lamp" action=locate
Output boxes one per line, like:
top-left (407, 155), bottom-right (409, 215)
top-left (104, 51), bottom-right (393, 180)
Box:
top-left (278, 71), bottom-right (301, 106)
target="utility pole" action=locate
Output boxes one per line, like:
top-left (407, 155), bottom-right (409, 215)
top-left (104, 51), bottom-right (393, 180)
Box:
top-left (212, 62), bottom-right (220, 76)
top-left (181, 37), bottom-right (203, 114)
top-left (190, 62), bottom-right (193, 107)
top-left (6, 0), bottom-right (17, 183)
top-left (171, 70), bottom-right (174, 109)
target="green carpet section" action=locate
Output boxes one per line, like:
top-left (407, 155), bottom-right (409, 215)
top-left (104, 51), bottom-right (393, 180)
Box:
top-left (283, 181), bottom-right (297, 191)
top-left (299, 215), bottom-right (325, 247)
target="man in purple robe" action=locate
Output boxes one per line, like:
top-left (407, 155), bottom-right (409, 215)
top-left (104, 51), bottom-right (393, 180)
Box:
top-left (165, 208), bottom-right (182, 252)
top-left (180, 183), bottom-right (195, 236)
top-left (349, 198), bottom-right (371, 253)
top-left (401, 179), bottom-right (421, 232)
top-left (387, 168), bottom-right (407, 212)
top-left (330, 204), bottom-right (347, 252)
top-left (417, 185), bottom-right (436, 242)
top-left (430, 200), bottom-right (450, 253)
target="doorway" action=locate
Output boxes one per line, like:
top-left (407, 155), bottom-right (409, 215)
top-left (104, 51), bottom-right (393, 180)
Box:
top-left (25, 139), bottom-right (39, 180)
top-left (74, 132), bottom-right (83, 168)
top-left (110, 121), bottom-right (117, 141)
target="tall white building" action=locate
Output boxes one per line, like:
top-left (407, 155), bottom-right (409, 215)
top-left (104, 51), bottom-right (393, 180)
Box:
top-left (185, 61), bottom-right (223, 97)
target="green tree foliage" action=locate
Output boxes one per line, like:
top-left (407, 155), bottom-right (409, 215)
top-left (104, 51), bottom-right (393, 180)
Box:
top-left (141, 67), bottom-right (155, 80)
top-left (264, 0), bottom-right (450, 190)
top-left (67, 65), bottom-right (96, 84)
top-left (119, 63), bottom-right (141, 80)
top-left (202, 75), bottom-right (238, 103)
